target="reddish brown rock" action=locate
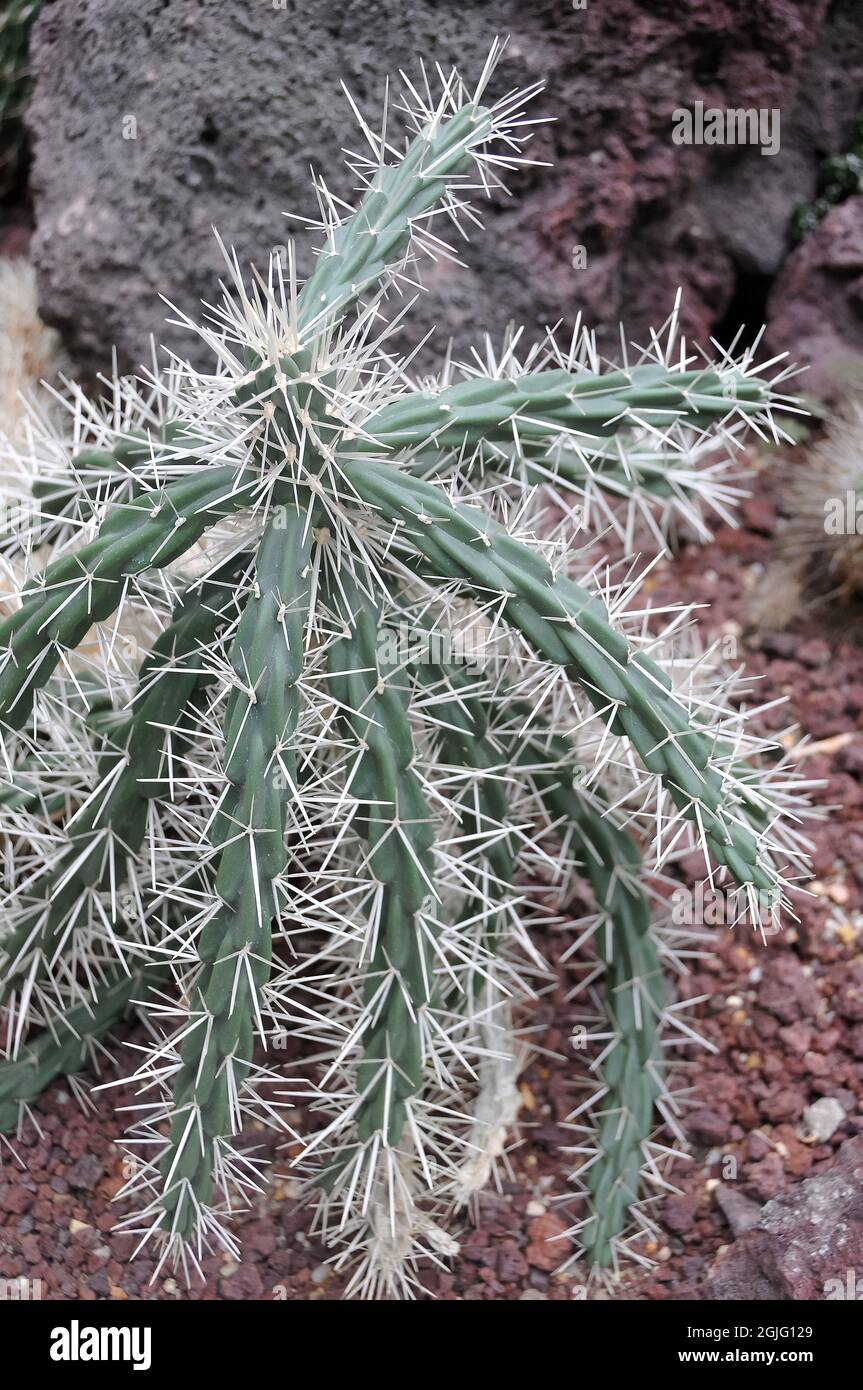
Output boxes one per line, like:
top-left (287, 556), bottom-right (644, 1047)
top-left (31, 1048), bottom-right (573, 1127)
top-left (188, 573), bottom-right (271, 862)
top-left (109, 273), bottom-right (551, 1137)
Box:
top-left (0, 1185), bottom-right (35, 1216)
top-left (757, 957), bottom-right (821, 1024)
top-left (767, 197), bottom-right (863, 401)
top-left (714, 1185), bottom-right (763, 1237)
top-left (525, 1212), bottom-right (570, 1272)
top-left (707, 1136), bottom-right (863, 1300)
top-left (219, 1263), bottom-right (265, 1301)
top-left (688, 1107), bottom-right (732, 1145)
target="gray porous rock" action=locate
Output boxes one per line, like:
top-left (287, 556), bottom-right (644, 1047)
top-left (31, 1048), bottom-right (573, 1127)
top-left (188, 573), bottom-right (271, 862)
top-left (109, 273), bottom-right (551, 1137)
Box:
top-left (25, 0), bottom-right (863, 383)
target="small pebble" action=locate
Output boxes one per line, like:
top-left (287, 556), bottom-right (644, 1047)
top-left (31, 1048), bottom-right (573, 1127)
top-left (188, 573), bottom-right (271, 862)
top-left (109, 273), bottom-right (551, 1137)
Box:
top-left (800, 1096), bottom-right (846, 1143)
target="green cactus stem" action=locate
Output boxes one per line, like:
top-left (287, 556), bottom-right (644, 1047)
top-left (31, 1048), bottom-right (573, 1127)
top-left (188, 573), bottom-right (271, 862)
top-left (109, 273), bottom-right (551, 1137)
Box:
top-left (157, 505), bottom-right (311, 1239)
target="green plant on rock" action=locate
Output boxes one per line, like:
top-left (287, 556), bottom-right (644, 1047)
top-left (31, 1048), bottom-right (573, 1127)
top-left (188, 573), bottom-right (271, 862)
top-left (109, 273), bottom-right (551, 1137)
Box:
top-left (0, 1), bottom-right (41, 195)
top-left (0, 46), bottom-right (811, 1296)
top-left (791, 115), bottom-right (863, 243)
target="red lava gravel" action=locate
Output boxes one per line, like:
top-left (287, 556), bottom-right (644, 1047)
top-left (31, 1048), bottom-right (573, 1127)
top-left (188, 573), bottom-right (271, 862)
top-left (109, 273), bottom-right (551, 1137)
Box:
top-left (1, 461), bottom-right (861, 1302)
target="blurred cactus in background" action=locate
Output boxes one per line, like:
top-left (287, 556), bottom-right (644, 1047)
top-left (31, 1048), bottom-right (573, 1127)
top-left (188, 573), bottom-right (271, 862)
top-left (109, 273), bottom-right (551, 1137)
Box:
top-left (761, 400), bottom-right (863, 627)
top-left (0, 44), bottom-right (813, 1297)
top-left (819, 405), bottom-right (863, 602)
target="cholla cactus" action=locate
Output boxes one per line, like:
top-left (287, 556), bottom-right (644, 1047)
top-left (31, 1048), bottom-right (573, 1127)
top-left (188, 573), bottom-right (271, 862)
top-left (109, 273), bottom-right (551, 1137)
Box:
top-left (0, 1), bottom-right (41, 194)
top-left (0, 47), bottom-right (812, 1296)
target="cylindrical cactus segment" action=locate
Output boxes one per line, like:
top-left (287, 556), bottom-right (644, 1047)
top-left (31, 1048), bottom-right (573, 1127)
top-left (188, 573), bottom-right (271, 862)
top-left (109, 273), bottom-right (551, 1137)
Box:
top-left (158, 506), bottom-right (312, 1238)
top-left (0, 555), bottom-right (251, 1017)
top-left (0, 465), bottom-right (260, 728)
top-left (412, 651), bottom-right (666, 1267)
top-left (5, 348), bottom-right (774, 734)
top-left (350, 364), bottom-right (771, 457)
top-left (409, 649), bottom-right (667, 1267)
top-left (325, 582), bottom-right (435, 1146)
top-left (413, 659), bottom-right (515, 990)
top-left (517, 731), bottom-right (665, 1268)
top-left (299, 103), bottom-right (494, 335)
top-left (343, 456), bottom-right (778, 894)
top-left (0, 967), bottom-right (153, 1133)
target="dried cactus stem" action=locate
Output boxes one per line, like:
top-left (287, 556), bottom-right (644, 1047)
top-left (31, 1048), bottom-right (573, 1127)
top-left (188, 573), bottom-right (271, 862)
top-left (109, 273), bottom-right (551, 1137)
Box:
top-left (417, 659), bottom-right (667, 1266)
